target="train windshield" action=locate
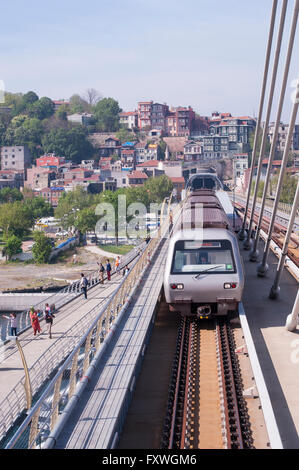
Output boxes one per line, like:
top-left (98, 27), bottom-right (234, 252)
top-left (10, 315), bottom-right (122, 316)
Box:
top-left (171, 239), bottom-right (236, 274)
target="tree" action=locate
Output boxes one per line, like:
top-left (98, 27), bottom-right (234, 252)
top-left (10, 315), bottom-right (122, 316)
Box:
top-left (32, 231), bottom-right (52, 263)
top-left (144, 175), bottom-right (174, 204)
top-left (115, 127), bottom-right (135, 143)
top-left (75, 206), bottom-right (98, 234)
top-left (271, 173), bottom-right (297, 204)
top-left (41, 126), bottom-right (95, 163)
top-left (55, 187), bottom-right (94, 228)
top-left (3, 235), bottom-right (22, 260)
top-left (4, 116), bottom-right (44, 158)
top-left (24, 196), bottom-right (53, 219)
top-left (22, 91), bottom-right (39, 106)
top-left (84, 88), bottom-right (102, 106)
top-left (0, 187), bottom-right (23, 203)
top-left (28, 97), bottom-right (55, 120)
top-left (157, 140), bottom-right (166, 161)
top-left (69, 94), bottom-right (90, 114)
top-left (0, 202), bottom-right (34, 238)
top-left (94, 97), bottom-right (122, 132)
top-left (55, 103), bottom-right (69, 121)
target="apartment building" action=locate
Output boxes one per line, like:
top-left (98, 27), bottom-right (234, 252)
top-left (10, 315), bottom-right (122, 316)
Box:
top-left (268, 122), bottom-right (299, 153)
top-left (1, 145), bottom-right (32, 172)
top-left (138, 101), bottom-right (153, 129)
top-left (119, 111), bottom-right (138, 130)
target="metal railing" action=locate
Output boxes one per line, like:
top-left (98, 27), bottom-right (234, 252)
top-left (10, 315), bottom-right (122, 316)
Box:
top-left (0, 242), bottom-right (148, 444)
top-left (2, 198), bottom-right (174, 449)
top-left (0, 242), bottom-right (145, 343)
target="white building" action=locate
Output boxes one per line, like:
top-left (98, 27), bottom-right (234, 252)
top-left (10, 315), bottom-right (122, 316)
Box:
top-left (119, 111), bottom-right (138, 130)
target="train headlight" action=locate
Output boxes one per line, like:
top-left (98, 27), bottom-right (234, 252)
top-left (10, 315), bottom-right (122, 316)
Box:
top-left (224, 282), bottom-right (237, 289)
top-left (170, 283), bottom-right (184, 290)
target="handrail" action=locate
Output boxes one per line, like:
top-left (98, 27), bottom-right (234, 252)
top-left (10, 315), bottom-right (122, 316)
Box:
top-left (0, 241), bottom-right (145, 343)
top-left (0, 242), bottom-right (145, 445)
top-left (2, 198), bottom-right (175, 449)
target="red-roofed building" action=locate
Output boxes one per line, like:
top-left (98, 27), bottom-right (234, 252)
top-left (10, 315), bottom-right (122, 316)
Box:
top-left (127, 170), bottom-right (148, 186)
top-left (136, 159), bottom-right (159, 169)
top-left (119, 111), bottom-right (138, 129)
top-left (169, 176), bottom-right (185, 200)
top-left (36, 154), bottom-right (66, 168)
top-left (53, 100), bottom-right (69, 111)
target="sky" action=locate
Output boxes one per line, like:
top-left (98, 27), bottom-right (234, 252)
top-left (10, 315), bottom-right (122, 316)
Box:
top-left (1, 0), bottom-right (298, 122)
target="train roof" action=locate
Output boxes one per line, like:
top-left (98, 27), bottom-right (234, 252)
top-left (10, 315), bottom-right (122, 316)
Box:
top-left (185, 190), bottom-right (222, 209)
top-left (170, 227), bottom-right (237, 245)
top-left (174, 205), bottom-right (230, 231)
top-left (186, 173), bottom-right (223, 191)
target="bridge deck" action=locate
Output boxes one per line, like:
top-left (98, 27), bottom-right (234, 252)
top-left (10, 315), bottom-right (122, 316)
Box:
top-left (0, 273), bottom-right (124, 425)
top-left (53, 239), bottom-right (169, 449)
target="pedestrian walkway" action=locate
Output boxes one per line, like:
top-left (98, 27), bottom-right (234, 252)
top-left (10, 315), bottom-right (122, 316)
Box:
top-left (0, 270), bottom-right (125, 439)
top-left (52, 238), bottom-right (169, 449)
top-left (240, 237), bottom-right (299, 448)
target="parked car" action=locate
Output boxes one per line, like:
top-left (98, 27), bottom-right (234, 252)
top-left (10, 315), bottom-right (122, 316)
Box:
top-left (55, 230), bottom-right (68, 238)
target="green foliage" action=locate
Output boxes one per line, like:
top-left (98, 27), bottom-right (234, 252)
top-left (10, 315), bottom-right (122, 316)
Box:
top-left (0, 201), bottom-right (34, 238)
top-left (32, 231), bottom-right (52, 263)
top-left (0, 187), bottom-right (23, 203)
top-left (3, 235), bottom-right (22, 260)
top-left (144, 175), bottom-right (174, 204)
top-left (69, 94), bottom-right (90, 114)
top-left (41, 126), bottom-right (95, 163)
top-left (115, 127), bottom-right (135, 143)
top-left (55, 187), bottom-right (94, 228)
top-left (271, 173), bottom-right (298, 204)
top-left (94, 97), bottom-right (122, 132)
top-left (24, 196), bottom-right (54, 219)
top-left (75, 206), bottom-right (98, 233)
top-left (157, 140), bottom-right (166, 161)
top-left (28, 97), bottom-right (55, 120)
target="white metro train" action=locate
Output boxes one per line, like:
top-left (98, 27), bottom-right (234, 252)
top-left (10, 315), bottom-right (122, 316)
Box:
top-left (164, 175), bottom-right (244, 318)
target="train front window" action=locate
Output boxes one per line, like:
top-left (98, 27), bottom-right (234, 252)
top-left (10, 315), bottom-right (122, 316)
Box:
top-left (171, 240), bottom-right (236, 274)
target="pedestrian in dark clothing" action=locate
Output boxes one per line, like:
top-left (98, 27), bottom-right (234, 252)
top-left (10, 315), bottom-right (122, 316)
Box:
top-left (3, 313), bottom-right (18, 336)
top-left (97, 262), bottom-right (105, 283)
top-left (106, 259), bottom-right (111, 281)
top-left (44, 303), bottom-right (55, 339)
top-left (80, 273), bottom-right (88, 299)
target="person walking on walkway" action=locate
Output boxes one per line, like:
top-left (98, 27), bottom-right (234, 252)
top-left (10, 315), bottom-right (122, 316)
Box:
top-left (115, 256), bottom-right (121, 276)
top-left (44, 303), bottom-right (55, 339)
top-left (98, 262), bottom-right (105, 284)
top-left (30, 307), bottom-right (41, 336)
top-left (2, 313), bottom-right (18, 337)
top-left (80, 273), bottom-right (88, 299)
top-left (106, 259), bottom-right (112, 281)
top-left (122, 265), bottom-right (130, 277)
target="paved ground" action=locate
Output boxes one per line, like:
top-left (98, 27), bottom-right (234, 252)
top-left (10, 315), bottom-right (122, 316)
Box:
top-left (240, 237), bottom-right (299, 449)
top-left (0, 246), bottom-right (107, 291)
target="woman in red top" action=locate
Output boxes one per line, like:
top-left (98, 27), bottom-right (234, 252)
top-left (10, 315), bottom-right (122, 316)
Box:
top-left (30, 307), bottom-right (41, 336)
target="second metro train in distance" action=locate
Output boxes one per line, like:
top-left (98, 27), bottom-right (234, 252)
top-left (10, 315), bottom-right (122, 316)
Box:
top-left (164, 173), bottom-right (244, 318)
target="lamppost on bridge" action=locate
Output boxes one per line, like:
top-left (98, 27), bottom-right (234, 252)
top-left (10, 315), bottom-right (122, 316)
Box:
top-left (7, 336), bottom-right (32, 410)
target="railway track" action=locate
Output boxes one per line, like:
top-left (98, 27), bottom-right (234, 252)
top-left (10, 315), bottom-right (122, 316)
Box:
top-left (161, 318), bottom-right (254, 450)
top-left (234, 202), bottom-right (299, 267)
